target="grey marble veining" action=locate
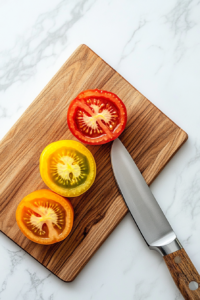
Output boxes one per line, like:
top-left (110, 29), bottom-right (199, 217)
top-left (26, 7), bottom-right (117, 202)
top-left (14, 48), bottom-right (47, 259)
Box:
top-left (0, 0), bottom-right (200, 299)
top-left (0, 0), bottom-right (97, 92)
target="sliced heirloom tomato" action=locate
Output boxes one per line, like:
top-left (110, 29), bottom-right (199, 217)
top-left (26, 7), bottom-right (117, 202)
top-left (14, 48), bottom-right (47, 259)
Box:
top-left (16, 189), bottom-right (74, 245)
top-left (67, 89), bottom-right (127, 145)
top-left (40, 140), bottom-right (96, 197)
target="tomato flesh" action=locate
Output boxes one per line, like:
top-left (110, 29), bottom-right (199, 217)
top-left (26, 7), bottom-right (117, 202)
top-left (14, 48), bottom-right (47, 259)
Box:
top-left (16, 190), bottom-right (74, 245)
top-left (21, 199), bottom-right (66, 238)
top-left (75, 98), bottom-right (119, 138)
top-left (48, 147), bottom-right (90, 189)
top-left (67, 89), bottom-right (127, 145)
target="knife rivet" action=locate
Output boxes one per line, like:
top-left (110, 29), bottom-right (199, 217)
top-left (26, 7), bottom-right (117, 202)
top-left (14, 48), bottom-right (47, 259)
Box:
top-left (174, 256), bottom-right (181, 264)
top-left (189, 281), bottom-right (199, 291)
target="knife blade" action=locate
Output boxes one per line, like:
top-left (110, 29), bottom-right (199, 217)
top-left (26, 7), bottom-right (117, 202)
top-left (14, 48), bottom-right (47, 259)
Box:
top-left (111, 138), bottom-right (200, 300)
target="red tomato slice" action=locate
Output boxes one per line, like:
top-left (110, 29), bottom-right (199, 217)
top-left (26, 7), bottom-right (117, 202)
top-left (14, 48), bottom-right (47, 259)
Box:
top-left (67, 89), bottom-right (127, 145)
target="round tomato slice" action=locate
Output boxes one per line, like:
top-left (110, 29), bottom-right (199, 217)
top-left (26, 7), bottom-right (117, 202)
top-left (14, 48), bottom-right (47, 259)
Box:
top-left (40, 140), bottom-right (96, 197)
top-left (16, 189), bottom-right (74, 245)
top-left (67, 89), bottom-right (127, 145)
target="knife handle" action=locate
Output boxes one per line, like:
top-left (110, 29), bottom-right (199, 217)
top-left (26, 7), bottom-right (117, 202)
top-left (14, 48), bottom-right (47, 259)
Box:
top-left (164, 248), bottom-right (200, 299)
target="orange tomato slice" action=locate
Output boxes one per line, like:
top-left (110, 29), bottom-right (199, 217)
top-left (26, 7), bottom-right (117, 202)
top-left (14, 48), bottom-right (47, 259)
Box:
top-left (16, 189), bottom-right (74, 245)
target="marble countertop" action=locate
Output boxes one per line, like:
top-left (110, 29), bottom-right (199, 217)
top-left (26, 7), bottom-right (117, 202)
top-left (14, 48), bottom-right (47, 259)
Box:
top-left (1, 0), bottom-right (200, 299)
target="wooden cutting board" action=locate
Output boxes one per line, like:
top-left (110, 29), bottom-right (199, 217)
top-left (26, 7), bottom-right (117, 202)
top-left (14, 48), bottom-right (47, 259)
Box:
top-left (0, 44), bottom-right (187, 282)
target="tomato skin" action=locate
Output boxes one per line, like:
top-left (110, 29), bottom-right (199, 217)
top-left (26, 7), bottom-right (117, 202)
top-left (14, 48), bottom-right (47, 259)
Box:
top-left (40, 140), bottom-right (96, 197)
top-left (16, 189), bottom-right (74, 245)
top-left (67, 89), bottom-right (127, 145)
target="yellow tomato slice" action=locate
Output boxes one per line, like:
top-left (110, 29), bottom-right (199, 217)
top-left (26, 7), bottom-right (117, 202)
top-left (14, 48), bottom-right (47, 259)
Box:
top-left (40, 140), bottom-right (96, 197)
top-left (16, 189), bottom-right (74, 245)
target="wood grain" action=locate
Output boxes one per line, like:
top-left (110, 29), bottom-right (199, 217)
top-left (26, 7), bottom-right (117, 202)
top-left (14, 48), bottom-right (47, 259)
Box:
top-left (164, 249), bottom-right (200, 300)
top-left (0, 44), bottom-right (188, 281)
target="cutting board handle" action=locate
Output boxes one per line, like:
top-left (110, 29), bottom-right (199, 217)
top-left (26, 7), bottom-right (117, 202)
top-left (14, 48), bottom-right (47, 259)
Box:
top-left (164, 248), bottom-right (200, 299)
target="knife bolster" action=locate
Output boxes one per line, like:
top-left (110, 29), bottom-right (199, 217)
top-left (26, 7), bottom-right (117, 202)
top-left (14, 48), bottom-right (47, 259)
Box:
top-left (149, 238), bottom-right (182, 256)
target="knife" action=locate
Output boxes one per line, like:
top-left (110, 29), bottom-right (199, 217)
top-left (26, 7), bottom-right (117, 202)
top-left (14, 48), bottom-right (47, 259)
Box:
top-left (111, 138), bottom-right (200, 300)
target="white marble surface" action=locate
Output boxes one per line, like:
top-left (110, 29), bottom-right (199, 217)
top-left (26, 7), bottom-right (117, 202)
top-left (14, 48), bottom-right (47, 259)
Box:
top-left (0, 0), bottom-right (200, 299)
